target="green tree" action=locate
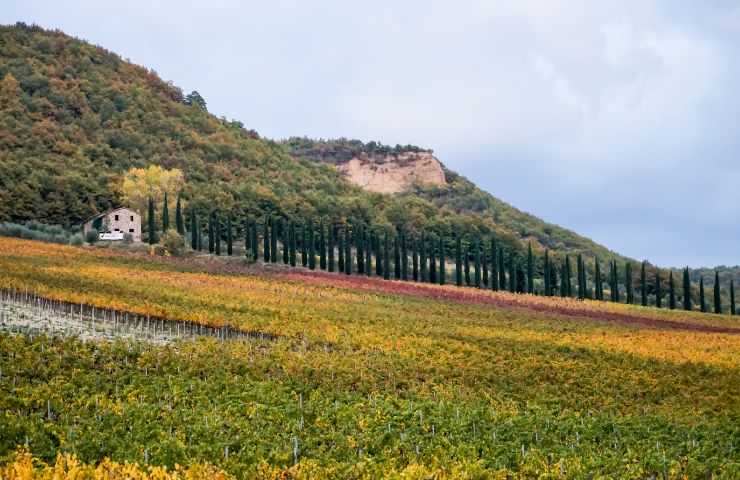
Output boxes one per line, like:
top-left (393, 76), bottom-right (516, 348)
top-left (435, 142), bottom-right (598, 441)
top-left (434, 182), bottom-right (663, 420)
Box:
top-left (714, 271), bottom-right (722, 314)
top-left (319, 221), bottom-right (326, 270)
top-left (251, 219), bottom-right (258, 261)
top-left (668, 271), bottom-right (676, 310)
top-left (439, 236), bottom-right (446, 285)
top-left (344, 227), bottom-right (352, 275)
top-left (214, 212), bottom-right (221, 256)
top-left (282, 218), bottom-right (289, 265)
top-left (226, 216), bottom-right (233, 256)
top-left (564, 256), bottom-right (572, 297)
top-left (365, 230), bottom-right (372, 277)
top-left (474, 239), bottom-right (481, 288)
top-left (308, 221), bottom-right (316, 270)
top-left (162, 191), bottom-right (170, 232)
top-left (401, 231), bottom-right (408, 281)
top-left (263, 216), bottom-right (270, 262)
top-left (301, 224), bottom-right (308, 267)
top-left (509, 253), bottom-right (517, 294)
top-left (640, 262), bottom-right (647, 306)
top-left (595, 257), bottom-right (603, 301)
top-left (394, 234), bottom-right (402, 280)
top-left (428, 235), bottom-right (436, 283)
top-left (577, 254), bottom-right (585, 299)
top-left (625, 262), bottom-right (634, 304)
top-left (328, 223), bottom-right (335, 272)
top-left (498, 249), bottom-right (506, 291)
top-left (412, 236), bottom-right (419, 282)
top-left (420, 234), bottom-right (428, 283)
top-left (243, 218), bottom-right (251, 259)
top-left (289, 220), bottom-right (297, 267)
top-left (356, 225), bottom-right (364, 274)
top-left (270, 217), bottom-right (277, 263)
top-left (175, 195), bottom-right (184, 236)
top-left (189, 209), bottom-right (197, 250)
top-left (731, 280), bottom-right (736, 316)
top-left (375, 233), bottom-right (382, 277)
top-left (655, 270), bottom-right (662, 308)
top-left (699, 277), bottom-right (706, 312)
top-left (464, 244), bottom-right (471, 287)
top-left (383, 232), bottom-right (390, 280)
top-left (683, 267), bottom-right (692, 311)
top-left (455, 235), bottom-right (462, 287)
top-left (527, 243), bottom-right (534, 294)
top-left (491, 238), bottom-right (499, 291)
top-left (482, 240), bottom-right (489, 288)
top-left (544, 249), bottom-right (551, 296)
top-left (147, 197), bottom-right (157, 245)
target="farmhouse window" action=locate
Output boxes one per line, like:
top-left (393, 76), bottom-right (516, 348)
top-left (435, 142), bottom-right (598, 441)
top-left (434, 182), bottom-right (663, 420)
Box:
top-left (129, 228), bottom-right (134, 233)
top-left (115, 214), bottom-right (119, 220)
top-left (130, 215), bottom-right (134, 221)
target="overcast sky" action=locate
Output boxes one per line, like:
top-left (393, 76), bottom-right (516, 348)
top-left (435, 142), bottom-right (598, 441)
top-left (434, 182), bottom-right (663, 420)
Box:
top-left (3, 1), bottom-right (739, 267)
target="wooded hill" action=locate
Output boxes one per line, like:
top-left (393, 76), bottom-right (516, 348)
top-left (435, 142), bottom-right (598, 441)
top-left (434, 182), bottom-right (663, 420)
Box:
top-left (1, 22), bottom-right (622, 266)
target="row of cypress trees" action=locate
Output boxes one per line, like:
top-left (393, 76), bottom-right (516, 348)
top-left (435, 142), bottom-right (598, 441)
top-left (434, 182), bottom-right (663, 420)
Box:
top-left (145, 199), bottom-right (736, 316)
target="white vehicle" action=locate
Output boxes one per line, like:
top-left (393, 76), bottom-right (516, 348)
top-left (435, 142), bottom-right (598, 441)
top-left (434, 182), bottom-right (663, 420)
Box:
top-left (99, 232), bottom-right (124, 241)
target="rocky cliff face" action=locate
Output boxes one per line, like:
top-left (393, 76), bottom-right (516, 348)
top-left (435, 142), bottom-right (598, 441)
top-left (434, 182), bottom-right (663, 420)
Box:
top-left (336, 152), bottom-right (446, 194)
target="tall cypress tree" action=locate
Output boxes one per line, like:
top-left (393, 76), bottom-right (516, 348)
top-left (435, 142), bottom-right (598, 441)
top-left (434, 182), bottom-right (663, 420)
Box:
top-left (464, 244), bottom-right (471, 287)
top-left (640, 261), bottom-right (648, 306)
top-left (543, 250), bottom-right (551, 296)
top-left (383, 232), bottom-right (390, 280)
top-left (365, 230), bottom-right (372, 277)
top-left (394, 234), bottom-right (402, 280)
top-left (244, 219), bottom-right (251, 258)
top-left (625, 262), bottom-right (634, 304)
top-left (344, 227), bottom-right (351, 275)
top-left (577, 254), bottom-right (585, 299)
top-left (594, 257), bottom-right (603, 301)
top-left (226, 216), bottom-right (233, 256)
top-left (207, 212), bottom-right (214, 253)
top-left (714, 271), bottom-right (722, 314)
top-left (455, 235), bottom-right (462, 287)
top-left (491, 238), bottom-right (499, 291)
top-left (308, 221), bottom-right (316, 270)
top-left (439, 236), bottom-right (446, 285)
top-left (214, 212), bottom-right (221, 256)
top-left (682, 267), bottom-right (692, 311)
top-left (319, 222), bottom-right (327, 270)
top-left (250, 219), bottom-right (258, 261)
top-left (612, 261), bottom-right (619, 302)
top-left (509, 253), bottom-right (516, 294)
top-left (516, 264), bottom-right (526, 293)
top-left (527, 243), bottom-right (534, 294)
top-left (429, 236), bottom-right (437, 283)
top-left (474, 239), bottom-right (481, 288)
top-left (655, 270), bottom-right (662, 308)
top-left (668, 271), bottom-right (676, 310)
top-left (162, 192), bottom-right (170, 232)
top-left (328, 223), bottom-right (335, 272)
top-left (281, 218), bottom-right (289, 264)
top-left (190, 209), bottom-right (197, 250)
top-left (550, 264), bottom-right (558, 296)
top-left (356, 225), bottom-right (364, 274)
top-left (564, 256), bottom-right (573, 297)
top-left (263, 216), bottom-right (270, 262)
top-left (482, 241), bottom-right (489, 288)
top-left (301, 224), bottom-right (308, 267)
top-left (730, 280), bottom-right (736, 316)
top-left (270, 217), bottom-right (277, 263)
top-left (375, 233), bottom-right (382, 277)
top-left (175, 194), bottom-right (184, 235)
top-left (420, 234), bottom-right (427, 282)
top-left (498, 249), bottom-right (506, 291)
top-left (401, 232), bottom-right (409, 281)
top-left (412, 237), bottom-right (419, 282)
top-left (699, 277), bottom-right (706, 312)
top-left (559, 263), bottom-right (568, 297)
top-left (289, 221), bottom-right (297, 267)
top-left (147, 197), bottom-right (157, 245)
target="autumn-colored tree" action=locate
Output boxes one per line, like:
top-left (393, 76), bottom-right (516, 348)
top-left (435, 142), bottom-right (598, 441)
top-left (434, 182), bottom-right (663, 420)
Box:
top-left (121, 166), bottom-right (184, 217)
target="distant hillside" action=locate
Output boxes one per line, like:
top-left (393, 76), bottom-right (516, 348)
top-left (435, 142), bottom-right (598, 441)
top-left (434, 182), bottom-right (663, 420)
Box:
top-left (285, 138), bottom-right (626, 263)
top-left (0, 22), bottom-right (626, 265)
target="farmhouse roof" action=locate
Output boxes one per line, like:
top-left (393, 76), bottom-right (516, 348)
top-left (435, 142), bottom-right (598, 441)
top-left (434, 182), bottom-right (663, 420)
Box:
top-left (83, 207), bottom-right (139, 224)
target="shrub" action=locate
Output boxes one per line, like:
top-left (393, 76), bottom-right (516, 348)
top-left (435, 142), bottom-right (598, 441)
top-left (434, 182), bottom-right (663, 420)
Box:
top-left (85, 229), bottom-right (99, 244)
top-left (160, 229), bottom-right (186, 256)
top-left (69, 233), bottom-right (84, 246)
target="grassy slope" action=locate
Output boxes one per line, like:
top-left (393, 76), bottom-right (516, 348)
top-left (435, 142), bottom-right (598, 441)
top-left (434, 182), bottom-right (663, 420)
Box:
top-left (0, 238), bottom-right (738, 478)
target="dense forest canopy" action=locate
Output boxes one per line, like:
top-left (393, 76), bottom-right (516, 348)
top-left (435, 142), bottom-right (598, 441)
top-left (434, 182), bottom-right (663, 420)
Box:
top-left (1, 22), bottom-right (626, 267)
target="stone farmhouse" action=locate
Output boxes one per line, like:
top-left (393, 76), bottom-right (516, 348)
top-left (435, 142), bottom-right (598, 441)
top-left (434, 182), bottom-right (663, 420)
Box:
top-left (83, 207), bottom-right (142, 242)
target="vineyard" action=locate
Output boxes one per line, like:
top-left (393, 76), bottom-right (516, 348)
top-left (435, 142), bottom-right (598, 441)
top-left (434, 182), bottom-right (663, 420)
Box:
top-left (0, 237), bottom-right (739, 478)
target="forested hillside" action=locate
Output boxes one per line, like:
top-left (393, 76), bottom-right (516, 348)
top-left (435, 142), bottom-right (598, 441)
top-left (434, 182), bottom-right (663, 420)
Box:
top-left (1, 22), bottom-right (622, 265)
